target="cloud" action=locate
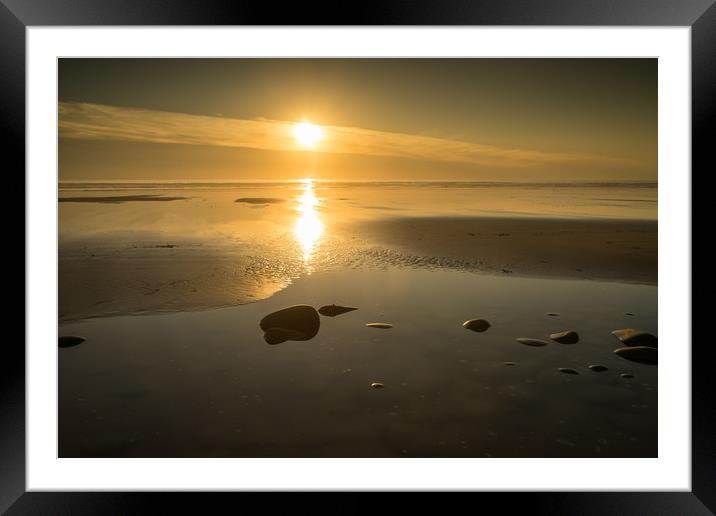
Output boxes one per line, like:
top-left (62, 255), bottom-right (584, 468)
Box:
top-left (59, 102), bottom-right (634, 170)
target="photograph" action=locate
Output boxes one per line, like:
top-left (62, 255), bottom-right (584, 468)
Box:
top-left (56, 57), bottom-right (659, 459)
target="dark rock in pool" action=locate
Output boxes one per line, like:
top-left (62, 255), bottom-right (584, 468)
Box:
top-left (516, 338), bottom-right (549, 347)
top-left (503, 361), bottom-right (517, 366)
top-left (545, 312), bottom-right (560, 317)
top-left (588, 365), bottom-right (608, 372)
top-left (259, 305), bottom-right (320, 344)
top-left (557, 368), bottom-right (579, 375)
top-left (612, 328), bottom-right (657, 347)
top-left (59, 336), bottom-right (85, 348)
top-left (366, 323), bottom-right (393, 329)
top-left (550, 330), bottom-right (579, 344)
top-left (614, 346), bottom-right (657, 365)
top-left (463, 319), bottom-right (490, 332)
top-left (318, 304), bottom-right (358, 317)
top-left (263, 327), bottom-right (308, 345)
top-left (621, 373), bottom-right (635, 379)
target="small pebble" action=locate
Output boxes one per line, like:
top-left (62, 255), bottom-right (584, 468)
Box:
top-left (588, 365), bottom-right (608, 372)
top-left (503, 361), bottom-right (517, 366)
top-left (59, 336), bottom-right (85, 348)
top-left (371, 382), bottom-right (385, 388)
top-left (545, 312), bottom-right (560, 317)
top-left (463, 319), bottom-right (490, 332)
top-left (612, 328), bottom-right (657, 347)
top-left (550, 330), bottom-right (579, 344)
top-left (557, 368), bottom-right (579, 375)
top-left (366, 323), bottom-right (393, 329)
top-left (318, 304), bottom-right (358, 317)
top-left (621, 373), bottom-right (634, 379)
top-left (614, 346), bottom-right (657, 365)
top-left (516, 338), bottom-right (549, 347)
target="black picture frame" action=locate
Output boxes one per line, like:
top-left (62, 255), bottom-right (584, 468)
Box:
top-left (6, 0), bottom-right (710, 513)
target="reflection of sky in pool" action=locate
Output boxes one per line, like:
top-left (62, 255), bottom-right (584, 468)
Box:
top-left (59, 268), bottom-right (656, 458)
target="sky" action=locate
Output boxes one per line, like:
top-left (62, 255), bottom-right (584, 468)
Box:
top-left (58, 59), bottom-right (657, 182)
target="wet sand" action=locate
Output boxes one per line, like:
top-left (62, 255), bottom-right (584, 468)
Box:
top-left (60, 215), bottom-right (656, 322)
top-left (352, 217), bottom-right (657, 285)
top-left (59, 194), bottom-right (190, 203)
top-left (58, 181), bottom-right (658, 458)
top-left (59, 251), bottom-right (293, 322)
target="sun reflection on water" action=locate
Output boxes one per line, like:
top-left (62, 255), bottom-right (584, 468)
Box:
top-left (294, 179), bottom-right (324, 268)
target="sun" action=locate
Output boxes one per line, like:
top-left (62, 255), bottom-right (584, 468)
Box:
top-left (293, 121), bottom-right (323, 147)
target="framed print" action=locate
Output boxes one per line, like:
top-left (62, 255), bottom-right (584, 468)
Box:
top-left (6, 0), bottom-right (711, 513)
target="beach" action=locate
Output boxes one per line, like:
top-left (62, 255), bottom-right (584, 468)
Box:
top-left (60, 215), bottom-right (656, 322)
top-left (58, 180), bottom-right (658, 457)
top-left (59, 181), bottom-right (656, 321)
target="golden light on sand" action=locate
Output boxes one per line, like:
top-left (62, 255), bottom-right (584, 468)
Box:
top-left (294, 179), bottom-right (324, 266)
top-left (293, 121), bottom-right (323, 147)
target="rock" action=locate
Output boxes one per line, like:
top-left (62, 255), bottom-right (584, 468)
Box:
top-left (366, 323), bottom-right (393, 329)
top-left (259, 305), bottom-right (320, 343)
top-left (503, 361), bottom-right (517, 366)
top-left (545, 312), bottom-right (560, 317)
top-left (463, 319), bottom-right (490, 332)
top-left (614, 346), bottom-right (657, 365)
top-left (611, 328), bottom-right (657, 347)
top-left (588, 365), bottom-right (608, 372)
top-left (370, 382), bottom-right (385, 388)
top-left (263, 327), bottom-right (308, 345)
top-left (59, 336), bottom-right (85, 348)
top-left (550, 330), bottom-right (579, 344)
top-left (621, 373), bottom-right (635, 379)
top-left (516, 338), bottom-right (549, 347)
top-left (318, 304), bottom-right (358, 317)
top-left (557, 368), bottom-right (579, 375)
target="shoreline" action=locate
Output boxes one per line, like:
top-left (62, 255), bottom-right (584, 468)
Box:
top-left (60, 215), bottom-right (656, 322)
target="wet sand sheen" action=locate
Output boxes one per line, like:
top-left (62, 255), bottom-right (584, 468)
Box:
top-left (59, 215), bottom-right (656, 321)
top-left (59, 194), bottom-right (190, 203)
top-left (58, 268), bottom-right (657, 458)
top-left (352, 217), bottom-right (657, 285)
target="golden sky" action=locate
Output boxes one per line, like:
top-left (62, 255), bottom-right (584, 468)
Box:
top-left (59, 59), bottom-right (657, 182)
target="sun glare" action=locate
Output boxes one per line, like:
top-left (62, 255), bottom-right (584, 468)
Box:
top-left (294, 179), bottom-right (324, 268)
top-left (293, 121), bottom-right (324, 147)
